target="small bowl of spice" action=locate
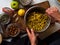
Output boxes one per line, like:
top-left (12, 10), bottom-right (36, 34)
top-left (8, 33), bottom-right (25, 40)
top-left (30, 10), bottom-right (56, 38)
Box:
top-left (6, 23), bottom-right (20, 37)
top-left (0, 13), bottom-right (10, 25)
top-left (19, 0), bottom-right (32, 6)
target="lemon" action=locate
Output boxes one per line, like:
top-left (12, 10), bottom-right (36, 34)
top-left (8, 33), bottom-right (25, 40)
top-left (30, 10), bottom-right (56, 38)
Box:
top-left (18, 9), bottom-right (25, 16)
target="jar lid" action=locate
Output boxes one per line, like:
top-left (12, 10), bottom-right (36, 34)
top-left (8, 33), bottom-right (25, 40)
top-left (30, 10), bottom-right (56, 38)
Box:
top-left (19, 0), bottom-right (32, 6)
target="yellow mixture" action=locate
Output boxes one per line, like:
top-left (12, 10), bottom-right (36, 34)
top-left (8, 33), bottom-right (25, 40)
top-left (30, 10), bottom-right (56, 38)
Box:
top-left (27, 12), bottom-right (48, 32)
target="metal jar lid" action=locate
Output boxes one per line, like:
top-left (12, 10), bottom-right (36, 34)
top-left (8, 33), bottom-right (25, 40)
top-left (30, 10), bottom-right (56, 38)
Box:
top-left (19, 0), bottom-right (32, 6)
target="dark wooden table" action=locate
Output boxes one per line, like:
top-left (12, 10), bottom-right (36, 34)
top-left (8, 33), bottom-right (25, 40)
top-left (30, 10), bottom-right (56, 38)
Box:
top-left (2, 1), bottom-right (50, 39)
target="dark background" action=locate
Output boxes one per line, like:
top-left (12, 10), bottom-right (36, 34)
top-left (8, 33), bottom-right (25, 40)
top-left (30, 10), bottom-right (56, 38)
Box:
top-left (1, 30), bottom-right (60, 45)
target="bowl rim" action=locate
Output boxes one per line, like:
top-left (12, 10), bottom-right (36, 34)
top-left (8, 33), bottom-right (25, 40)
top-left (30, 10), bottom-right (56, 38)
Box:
top-left (24, 6), bottom-right (51, 32)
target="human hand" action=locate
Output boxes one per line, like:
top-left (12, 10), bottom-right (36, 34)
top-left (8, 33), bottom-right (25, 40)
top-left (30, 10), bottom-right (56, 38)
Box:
top-left (46, 7), bottom-right (60, 22)
top-left (26, 28), bottom-right (36, 45)
top-left (0, 34), bottom-right (2, 44)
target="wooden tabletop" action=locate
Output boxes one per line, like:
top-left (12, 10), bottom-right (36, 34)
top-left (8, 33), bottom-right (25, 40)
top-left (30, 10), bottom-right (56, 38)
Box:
top-left (3, 1), bottom-right (51, 39)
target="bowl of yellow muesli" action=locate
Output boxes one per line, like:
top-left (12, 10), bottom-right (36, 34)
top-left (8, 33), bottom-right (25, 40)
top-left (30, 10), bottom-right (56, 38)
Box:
top-left (24, 6), bottom-right (51, 32)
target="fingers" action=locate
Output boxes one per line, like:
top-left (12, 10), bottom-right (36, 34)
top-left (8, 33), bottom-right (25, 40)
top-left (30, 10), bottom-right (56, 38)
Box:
top-left (51, 7), bottom-right (58, 12)
top-left (31, 29), bottom-right (34, 35)
top-left (46, 8), bottom-right (52, 15)
top-left (26, 28), bottom-right (35, 35)
top-left (46, 7), bottom-right (58, 13)
top-left (46, 8), bottom-right (53, 14)
top-left (50, 7), bottom-right (58, 13)
top-left (26, 28), bottom-right (31, 37)
top-left (46, 7), bottom-right (58, 15)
